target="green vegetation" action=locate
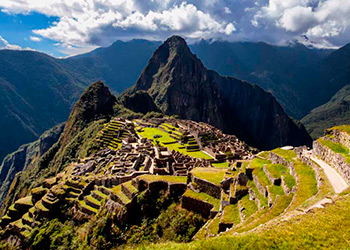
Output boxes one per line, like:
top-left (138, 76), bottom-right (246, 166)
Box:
top-left (266, 164), bottom-right (296, 189)
top-left (287, 161), bottom-right (318, 211)
top-left (240, 196), bottom-right (258, 219)
top-left (131, 193), bottom-right (350, 250)
top-left (137, 127), bottom-right (212, 159)
top-left (183, 189), bottom-right (220, 211)
top-left (221, 204), bottom-right (240, 225)
top-left (212, 162), bottom-right (230, 169)
top-left (271, 148), bottom-right (296, 162)
top-left (268, 185), bottom-right (285, 203)
top-left (253, 167), bottom-right (271, 188)
top-left (250, 157), bottom-right (271, 168)
top-left (247, 180), bottom-right (268, 208)
top-left (191, 168), bottom-right (226, 185)
top-left (318, 138), bottom-right (350, 163)
top-left (257, 151), bottom-right (270, 159)
top-left (207, 215), bottom-right (220, 236)
top-left (332, 125), bottom-right (350, 135)
top-left (111, 185), bottom-right (131, 205)
top-left (138, 175), bottom-right (187, 184)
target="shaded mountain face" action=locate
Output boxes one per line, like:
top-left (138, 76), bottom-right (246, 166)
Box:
top-left (0, 50), bottom-right (86, 164)
top-left (302, 84), bottom-right (350, 138)
top-left (190, 41), bottom-right (332, 119)
top-left (126, 36), bottom-right (312, 150)
top-left (0, 123), bottom-right (64, 208)
top-left (315, 43), bottom-right (350, 107)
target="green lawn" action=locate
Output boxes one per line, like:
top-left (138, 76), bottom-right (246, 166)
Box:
top-left (191, 168), bottom-right (227, 185)
top-left (266, 164), bottom-right (296, 190)
top-left (212, 162), bottom-right (230, 169)
top-left (253, 167), bottom-right (271, 188)
top-left (183, 189), bottom-right (220, 210)
top-left (137, 127), bottom-right (212, 159)
top-left (287, 161), bottom-right (318, 211)
top-left (221, 204), bottom-right (240, 225)
top-left (271, 148), bottom-right (297, 162)
top-left (247, 180), bottom-right (268, 208)
top-left (138, 175), bottom-right (187, 184)
top-left (240, 196), bottom-right (258, 219)
top-left (207, 215), bottom-right (221, 236)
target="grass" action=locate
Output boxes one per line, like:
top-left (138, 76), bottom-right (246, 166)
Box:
top-left (221, 204), bottom-right (240, 225)
top-left (253, 167), bottom-right (271, 188)
top-left (301, 160), bottom-right (334, 208)
top-left (183, 189), bottom-right (220, 211)
top-left (250, 158), bottom-right (271, 168)
top-left (240, 196), bottom-right (258, 219)
top-left (79, 200), bottom-right (98, 214)
top-left (15, 196), bottom-right (33, 206)
top-left (212, 162), bottom-right (230, 169)
top-left (271, 148), bottom-right (297, 162)
top-left (35, 200), bottom-right (49, 212)
top-left (266, 164), bottom-right (296, 190)
top-left (131, 193), bottom-right (350, 250)
top-left (331, 125), bottom-right (350, 135)
top-left (191, 168), bottom-right (227, 185)
top-left (138, 175), bottom-right (187, 184)
top-left (123, 181), bottom-right (139, 194)
top-left (268, 185), bottom-right (285, 203)
top-left (257, 151), bottom-right (270, 159)
top-left (287, 161), bottom-right (318, 211)
top-left (137, 127), bottom-right (212, 159)
top-left (233, 194), bottom-right (293, 234)
top-left (318, 138), bottom-right (350, 163)
top-left (207, 215), bottom-right (220, 236)
top-left (111, 185), bottom-right (131, 205)
top-left (247, 180), bottom-right (268, 208)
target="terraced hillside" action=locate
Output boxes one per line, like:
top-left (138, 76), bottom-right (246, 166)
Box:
top-left (0, 118), bottom-right (348, 249)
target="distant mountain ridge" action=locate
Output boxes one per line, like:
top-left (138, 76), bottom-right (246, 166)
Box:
top-left (125, 36), bottom-right (312, 149)
top-left (0, 36), bottom-right (348, 165)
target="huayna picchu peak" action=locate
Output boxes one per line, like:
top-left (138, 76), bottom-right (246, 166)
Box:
top-left (1, 35), bottom-right (350, 250)
top-left (126, 35), bottom-right (312, 150)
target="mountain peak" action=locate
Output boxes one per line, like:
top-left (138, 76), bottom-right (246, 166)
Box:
top-left (60, 81), bottom-right (116, 146)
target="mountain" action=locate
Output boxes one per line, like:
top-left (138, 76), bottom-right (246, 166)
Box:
top-left (190, 40), bottom-right (332, 118)
top-left (302, 84), bottom-right (350, 138)
top-left (125, 36), bottom-right (312, 150)
top-left (0, 50), bottom-right (87, 164)
top-left (0, 123), bottom-right (64, 209)
top-left (0, 81), bottom-right (118, 211)
top-left (314, 43), bottom-right (350, 107)
top-left (65, 39), bottom-right (161, 94)
top-left (0, 40), bottom-right (160, 165)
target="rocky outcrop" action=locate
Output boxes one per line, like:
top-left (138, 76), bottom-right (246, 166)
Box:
top-left (120, 90), bottom-right (161, 115)
top-left (125, 35), bottom-right (312, 150)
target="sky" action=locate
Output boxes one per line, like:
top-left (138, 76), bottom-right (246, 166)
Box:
top-left (0, 0), bottom-right (350, 57)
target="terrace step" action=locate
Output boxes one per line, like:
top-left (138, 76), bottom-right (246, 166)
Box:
top-left (79, 200), bottom-right (98, 215)
top-left (121, 181), bottom-right (139, 200)
top-left (84, 195), bottom-right (101, 210)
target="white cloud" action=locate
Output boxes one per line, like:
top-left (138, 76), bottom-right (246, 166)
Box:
top-left (0, 0), bottom-right (350, 54)
top-left (0, 36), bottom-right (24, 50)
top-left (30, 36), bottom-right (41, 42)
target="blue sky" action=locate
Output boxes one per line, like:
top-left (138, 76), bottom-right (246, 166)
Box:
top-left (0, 0), bottom-right (350, 58)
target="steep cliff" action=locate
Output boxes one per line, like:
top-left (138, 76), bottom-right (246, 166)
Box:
top-left (0, 123), bottom-right (64, 209)
top-left (126, 36), bottom-right (312, 150)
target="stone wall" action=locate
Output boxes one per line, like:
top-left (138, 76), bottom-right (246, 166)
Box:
top-left (181, 195), bottom-right (216, 219)
top-left (192, 176), bottom-right (221, 199)
top-left (263, 165), bottom-right (281, 186)
top-left (253, 174), bottom-right (268, 198)
top-left (269, 152), bottom-right (288, 166)
top-left (313, 140), bottom-right (350, 184)
top-left (330, 130), bottom-right (350, 150)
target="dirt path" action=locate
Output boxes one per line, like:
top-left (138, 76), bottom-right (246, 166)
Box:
top-left (306, 152), bottom-right (348, 193)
